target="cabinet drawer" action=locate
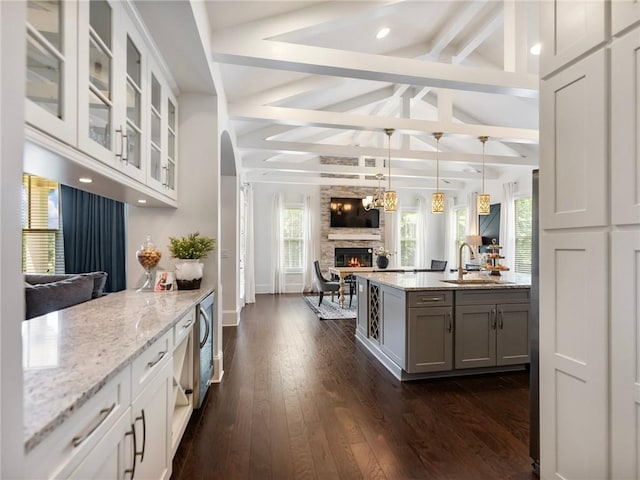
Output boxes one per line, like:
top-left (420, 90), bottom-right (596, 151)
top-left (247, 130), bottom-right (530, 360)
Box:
top-left (174, 309), bottom-right (195, 346)
top-left (408, 290), bottom-right (453, 307)
top-left (25, 366), bottom-right (131, 479)
top-left (132, 330), bottom-right (172, 399)
top-left (455, 288), bottom-right (530, 306)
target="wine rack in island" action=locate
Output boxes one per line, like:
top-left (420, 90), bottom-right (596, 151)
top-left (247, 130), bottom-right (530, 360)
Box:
top-left (484, 240), bottom-right (509, 276)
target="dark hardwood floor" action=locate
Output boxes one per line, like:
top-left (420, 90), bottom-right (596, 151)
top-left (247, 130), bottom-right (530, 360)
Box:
top-left (172, 294), bottom-right (536, 480)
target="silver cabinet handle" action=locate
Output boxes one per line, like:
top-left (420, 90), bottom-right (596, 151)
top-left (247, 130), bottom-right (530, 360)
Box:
top-left (182, 319), bottom-right (193, 329)
top-left (162, 165), bottom-right (169, 187)
top-left (72, 402), bottom-right (115, 447)
top-left (146, 351), bottom-right (166, 369)
top-left (122, 131), bottom-right (129, 163)
top-left (116, 126), bottom-right (125, 159)
top-left (419, 296), bottom-right (442, 302)
top-left (491, 309), bottom-right (497, 329)
top-left (199, 308), bottom-right (210, 348)
top-left (447, 312), bottom-right (452, 333)
top-left (498, 309), bottom-right (504, 329)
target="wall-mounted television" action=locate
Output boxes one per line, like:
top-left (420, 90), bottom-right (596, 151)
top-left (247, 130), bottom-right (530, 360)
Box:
top-left (330, 197), bottom-right (380, 228)
top-left (478, 203), bottom-right (500, 253)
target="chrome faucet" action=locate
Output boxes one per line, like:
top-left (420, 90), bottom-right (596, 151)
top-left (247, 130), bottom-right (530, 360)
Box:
top-left (458, 242), bottom-right (473, 281)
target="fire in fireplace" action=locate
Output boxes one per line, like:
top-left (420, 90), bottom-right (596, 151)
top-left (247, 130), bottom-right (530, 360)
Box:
top-left (335, 247), bottom-right (373, 267)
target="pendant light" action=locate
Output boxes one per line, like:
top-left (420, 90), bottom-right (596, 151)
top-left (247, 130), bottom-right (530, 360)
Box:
top-left (362, 173), bottom-right (385, 211)
top-left (432, 132), bottom-right (444, 214)
top-left (383, 128), bottom-right (397, 212)
top-left (478, 135), bottom-right (490, 215)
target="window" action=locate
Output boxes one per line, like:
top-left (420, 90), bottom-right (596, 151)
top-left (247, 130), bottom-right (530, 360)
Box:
top-left (455, 207), bottom-right (467, 248)
top-left (514, 197), bottom-right (533, 274)
top-left (399, 210), bottom-right (417, 266)
top-left (283, 206), bottom-right (303, 270)
top-left (22, 175), bottom-right (64, 274)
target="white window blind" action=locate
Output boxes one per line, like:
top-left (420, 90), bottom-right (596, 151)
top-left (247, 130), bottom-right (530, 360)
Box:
top-left (22, 174), bottom-right (65, 274)
top-left (399, 210), bottom-right (417, 266)
top-left (514, 197), bottom-right (532, 275)
top-left (283, 206), bottom-right (303, 270)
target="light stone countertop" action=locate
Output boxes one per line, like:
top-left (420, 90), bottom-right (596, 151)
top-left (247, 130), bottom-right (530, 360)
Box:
top-left (354, 270), bottom-right (531, 290)
top-left (22, 287), bottom-right (213, 453)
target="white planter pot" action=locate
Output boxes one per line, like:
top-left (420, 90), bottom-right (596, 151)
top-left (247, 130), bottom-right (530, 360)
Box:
top-left (174, 260), bottom-right (204, 290)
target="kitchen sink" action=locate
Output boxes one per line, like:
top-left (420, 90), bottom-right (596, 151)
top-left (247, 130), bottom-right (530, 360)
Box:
top-left (440, 279), bottom-right (514, 285)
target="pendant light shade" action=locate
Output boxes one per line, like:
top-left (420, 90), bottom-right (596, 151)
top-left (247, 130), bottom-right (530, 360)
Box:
top-left (432, 132), bottom-right (444, 214)
top-left (478, 135), bottom-right (490, 215)
top-left (383, 128), bottom-right (397, 212)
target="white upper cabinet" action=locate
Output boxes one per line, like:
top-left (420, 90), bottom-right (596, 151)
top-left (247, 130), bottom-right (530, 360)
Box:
top-left (26, 0), bottom-right (178, 203)
top-left (25, 0), bottom-right (78, 145)
top-left (540, 0), bottom-right (608, 78)
top-left (612, 0), bottom-right (640, 37)
top-left (77, 0), bottom-right (146, 184)
top-left (539, 50), bottom-right (608, 229)
top-left (611, 28), bottom-right (640, 225)
top-left (146, 60), bottom-right (178, 200)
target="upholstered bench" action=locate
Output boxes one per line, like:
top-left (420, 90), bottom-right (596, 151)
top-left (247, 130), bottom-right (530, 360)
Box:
top-left (24, 272), bottom-right (108, 320)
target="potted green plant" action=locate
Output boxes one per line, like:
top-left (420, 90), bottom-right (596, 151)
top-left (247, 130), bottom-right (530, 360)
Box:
top-left (168, 232), bottom-right (216, 290)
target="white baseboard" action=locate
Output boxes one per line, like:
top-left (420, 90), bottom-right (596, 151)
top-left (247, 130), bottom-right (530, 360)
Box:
top-left (211, 353), bottom-right (224, 383)
top-left (222, 309), bottom-right (240, 326)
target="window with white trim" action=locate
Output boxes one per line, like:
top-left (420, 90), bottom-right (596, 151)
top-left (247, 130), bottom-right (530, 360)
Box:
top-left (399, 209), bottom-right (417, 267)
top-left (514, 196), bottom-right (533, 274)
top-left (22, 174), bottom-right (65, 274)
top-left (455, 207), bottom-right (467, 248)
top-left (283, 205), bottom-right (303, 270)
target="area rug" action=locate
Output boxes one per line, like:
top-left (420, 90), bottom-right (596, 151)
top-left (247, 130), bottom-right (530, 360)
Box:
top-left (303, 295), bottom-right (357, 320)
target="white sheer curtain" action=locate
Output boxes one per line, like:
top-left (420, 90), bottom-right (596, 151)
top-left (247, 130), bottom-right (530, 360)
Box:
top-left (500, 182), bottom-right (516, 271)
top-left (444, 197), bottom-right (457, 269)
top-left (465, 192), bottom-right (479, 265)
top-left (272, 193), bottom-right (285, 294)
top-left (244, 184), bottom-right (256, 304)
top-left (466, 191), bottom-right (479, 236)
top-left (302, 194), bottom-right (319, 292)
top-left (385, 211), bottom-right (399, 267)
top-left (415, 196), bottom-right (429, 268)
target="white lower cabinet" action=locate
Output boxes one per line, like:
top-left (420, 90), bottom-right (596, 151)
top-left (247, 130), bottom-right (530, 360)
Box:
top-left (131, 359), bottom-right (173, 480)
top-left (25, 330), bottom-right (175, 479)
top-left (68, 408), bottom-right (133, 480)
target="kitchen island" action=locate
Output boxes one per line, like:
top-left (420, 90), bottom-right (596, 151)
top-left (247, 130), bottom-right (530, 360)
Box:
top-left (354, 271), bottom-right (531, 381)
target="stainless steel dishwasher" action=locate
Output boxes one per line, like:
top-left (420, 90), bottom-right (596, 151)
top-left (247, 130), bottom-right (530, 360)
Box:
top-left (193, 292), bottom-right (214, 408)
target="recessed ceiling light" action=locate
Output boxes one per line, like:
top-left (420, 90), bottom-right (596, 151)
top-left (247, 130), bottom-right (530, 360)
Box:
top-left (376, 27), bottom-right (390, 40)
top-left (137, 199), bottom-right (147, 204)
top-left (530, 43), bottom-right (541, 55)
top-left (78, 177), bottom-right (93, 184)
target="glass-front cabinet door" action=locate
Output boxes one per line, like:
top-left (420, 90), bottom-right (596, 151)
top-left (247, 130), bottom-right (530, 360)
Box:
top-left (77, 0), bottom-right (146, 183)
top-left (146, 59), bottom-right (178, 200)
top-left (25, 0), bottom-right (78, 144)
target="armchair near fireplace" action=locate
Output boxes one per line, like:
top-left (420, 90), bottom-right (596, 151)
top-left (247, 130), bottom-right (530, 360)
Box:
top-left (313, 261), bottom-right (339, 306)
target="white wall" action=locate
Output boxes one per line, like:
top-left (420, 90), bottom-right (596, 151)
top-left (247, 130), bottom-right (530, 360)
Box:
top-left (220, 175), bottom-right (239, 325)
top-left (253, 183), bottom-right (321, 294)
top-left (1, 2), bottom-right (25, 476)
top-left (126, 93), bottom-right (222, 379)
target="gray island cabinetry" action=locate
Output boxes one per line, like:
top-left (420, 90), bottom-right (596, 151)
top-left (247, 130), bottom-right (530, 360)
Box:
top-left (354, 272), bottom-right (530, 381)
top-left (455, 290), bottom-right (530, 369)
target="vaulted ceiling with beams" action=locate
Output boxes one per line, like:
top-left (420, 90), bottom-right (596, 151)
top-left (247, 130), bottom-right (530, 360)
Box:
top-left (205, 1), bottom-right (539, 191)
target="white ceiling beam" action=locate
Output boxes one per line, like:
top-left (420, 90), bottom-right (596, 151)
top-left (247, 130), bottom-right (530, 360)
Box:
top-left (452, 8), bottom-right (504, 65)
top-left (237, 139), bottom-right (537, 167)
top-left (244, 171), bottom-right (463, 190)
top-left (503, 0), bottom-right (529, 73)
top-left (242, 159), bottom-right (497, 181)
top-left (212, 38), bottom-right (538, 98)
top-left (430, 0), bottom-right (488, 58)
top-left (238, 76), bottom-right (342, 107)
top-left (229, 105), bottom-right (539, 143)
top-left (213, 1), bottom-right (404, 41)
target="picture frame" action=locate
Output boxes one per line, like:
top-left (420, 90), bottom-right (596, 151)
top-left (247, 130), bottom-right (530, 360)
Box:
top-left (154, 270), bottom-right (175, 292)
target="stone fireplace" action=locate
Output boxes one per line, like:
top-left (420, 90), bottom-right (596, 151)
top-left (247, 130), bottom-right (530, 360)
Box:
top-left (334, 247), bottom-right (373, 267)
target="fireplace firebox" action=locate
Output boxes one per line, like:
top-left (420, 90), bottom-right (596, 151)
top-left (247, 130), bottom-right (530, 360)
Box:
top-left (334, 247), bottom-right (373, 267)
